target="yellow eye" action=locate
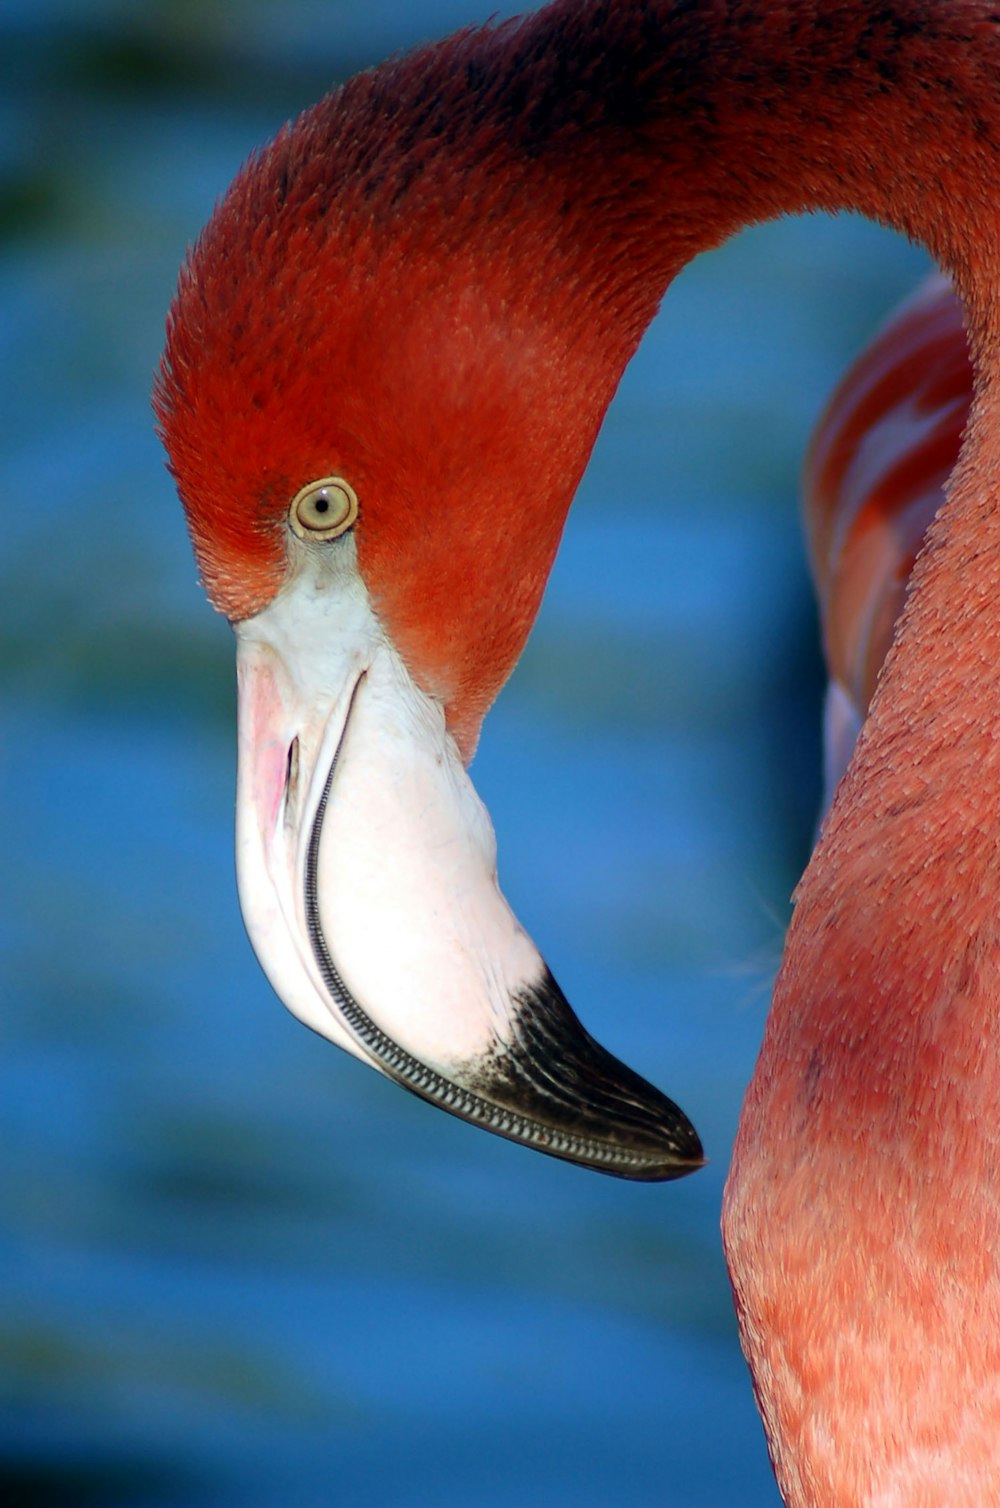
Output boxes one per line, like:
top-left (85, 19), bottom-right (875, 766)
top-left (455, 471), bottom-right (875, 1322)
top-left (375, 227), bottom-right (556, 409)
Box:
top-left (289, 476), bottom-right (359, 541)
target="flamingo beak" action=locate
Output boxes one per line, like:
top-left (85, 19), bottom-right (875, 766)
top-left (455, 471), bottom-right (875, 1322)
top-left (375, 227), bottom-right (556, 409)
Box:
top-left (233, 539), bottom-right (703, 1181)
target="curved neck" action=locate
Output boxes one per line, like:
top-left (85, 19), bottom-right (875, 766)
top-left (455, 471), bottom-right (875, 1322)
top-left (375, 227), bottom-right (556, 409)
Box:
top-left (496, 0), bottom-right (1000, 793)
top-left (505, 0), bottom-right (1000, 293)
top-left (632, 3), bottom-right (1000, 1500)
top-left (404, 0), bottom-right (1000, 736)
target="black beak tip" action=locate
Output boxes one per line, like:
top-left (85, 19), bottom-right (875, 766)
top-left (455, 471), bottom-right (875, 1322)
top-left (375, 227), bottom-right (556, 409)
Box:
top-left (464, 968), bottom-right (708, 1183)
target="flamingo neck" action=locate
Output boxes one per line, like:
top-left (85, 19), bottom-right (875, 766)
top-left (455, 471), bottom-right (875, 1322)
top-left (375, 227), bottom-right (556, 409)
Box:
top-left (574, 2), bottom-right (1000, 1500)
top-left (487, 0), bottom-right (1000, 1498)
top-left (504, 6), bottom-right (1000, 1012)
top-left (381, 0), bottom-right (1000, 739)
top-left (496, 0), bottom-right (1000, 294)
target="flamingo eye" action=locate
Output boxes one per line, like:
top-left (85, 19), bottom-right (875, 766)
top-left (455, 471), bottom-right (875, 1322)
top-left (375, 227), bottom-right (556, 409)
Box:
top-left (289, 476), bottom-right (359, 541)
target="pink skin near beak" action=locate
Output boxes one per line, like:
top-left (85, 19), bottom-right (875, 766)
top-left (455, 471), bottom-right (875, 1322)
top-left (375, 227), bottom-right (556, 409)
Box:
top-left (232, 531), bottom-right (703, 1180)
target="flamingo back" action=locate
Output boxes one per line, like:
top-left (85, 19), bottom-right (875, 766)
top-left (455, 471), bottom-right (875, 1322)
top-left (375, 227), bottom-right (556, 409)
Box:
top-left (802, 277), bottom-right (971, 804)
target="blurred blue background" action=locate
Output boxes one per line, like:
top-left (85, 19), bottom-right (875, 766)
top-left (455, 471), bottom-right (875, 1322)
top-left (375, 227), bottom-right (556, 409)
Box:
top-left (1, 2), bottom-right (930, 1504)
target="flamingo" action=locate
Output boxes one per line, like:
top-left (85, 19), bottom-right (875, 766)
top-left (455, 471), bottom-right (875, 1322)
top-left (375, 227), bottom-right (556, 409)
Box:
top-left (156, 3), bottom-right (1000, 1503)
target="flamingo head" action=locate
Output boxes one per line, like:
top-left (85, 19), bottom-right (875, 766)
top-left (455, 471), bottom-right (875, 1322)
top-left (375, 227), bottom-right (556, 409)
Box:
top-left (155, 35), bottom-right (702, 1179)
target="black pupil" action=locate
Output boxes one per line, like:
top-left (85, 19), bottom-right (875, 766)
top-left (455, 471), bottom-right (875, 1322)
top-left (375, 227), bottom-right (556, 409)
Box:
top-left (314, 495), bottom-right (329, 514)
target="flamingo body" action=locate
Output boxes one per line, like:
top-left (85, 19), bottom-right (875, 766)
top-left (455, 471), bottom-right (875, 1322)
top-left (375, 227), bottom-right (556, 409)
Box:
top-left (803, 276), bottom-right (972, 802)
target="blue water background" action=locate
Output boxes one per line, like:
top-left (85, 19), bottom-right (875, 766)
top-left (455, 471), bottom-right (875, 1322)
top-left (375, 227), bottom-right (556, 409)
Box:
top-left (1, 3), bottom-right (930, 1504)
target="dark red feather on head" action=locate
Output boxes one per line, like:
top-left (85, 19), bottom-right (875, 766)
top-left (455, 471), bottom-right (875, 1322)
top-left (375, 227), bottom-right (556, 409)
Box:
top-left (155, 6), bottom-right (686, 751)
